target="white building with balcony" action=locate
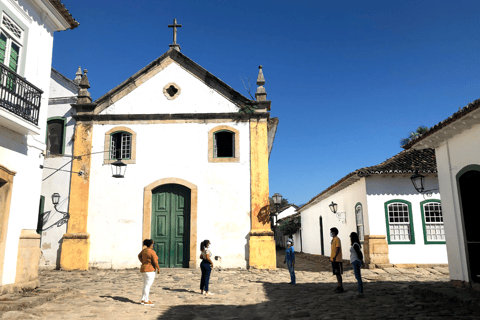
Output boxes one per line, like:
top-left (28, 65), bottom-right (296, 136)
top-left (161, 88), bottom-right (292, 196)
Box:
top-left (0, 0), bottom-right (78, 292)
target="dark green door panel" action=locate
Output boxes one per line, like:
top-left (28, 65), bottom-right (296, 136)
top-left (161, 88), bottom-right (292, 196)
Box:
top-left (152, 184), bottom-right (190, 268)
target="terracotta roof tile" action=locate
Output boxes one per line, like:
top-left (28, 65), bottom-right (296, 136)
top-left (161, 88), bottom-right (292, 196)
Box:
top-left (403, 98), bottom-right (480, 149)
top-left (298, 148), bottom-right (436, 211)
top-left (48, 0), bottom-right (79, 30)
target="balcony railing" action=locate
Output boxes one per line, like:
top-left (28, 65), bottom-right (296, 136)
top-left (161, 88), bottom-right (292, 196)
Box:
top-left (0, 63), bottom-right (43, 126)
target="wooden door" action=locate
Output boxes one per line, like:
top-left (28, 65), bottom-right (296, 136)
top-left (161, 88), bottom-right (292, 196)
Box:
top-left (151, 184), bottom-right (190, 268)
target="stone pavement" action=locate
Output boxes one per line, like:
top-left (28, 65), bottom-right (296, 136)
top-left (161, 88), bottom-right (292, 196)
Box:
top-left (1, 249), bottom-right (479, 319)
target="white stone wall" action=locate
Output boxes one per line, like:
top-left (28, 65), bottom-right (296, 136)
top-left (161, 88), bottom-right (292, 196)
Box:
top-left (99, 63), bottom-right (240, 115)
top-left (300, 178), bottom-right (368, 260)
top-left (39, 70), bottom-right (78, 268)
top-left (365, 175), bottom-right (447, 264)
top-left (434, 123), bottom-right (480, 282)
top-left (87, 121), bottom-right (251, 269)
top-left (0, 0), bottom-right (60, 285)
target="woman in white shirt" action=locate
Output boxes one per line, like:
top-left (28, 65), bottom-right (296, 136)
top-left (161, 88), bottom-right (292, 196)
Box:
top-left (349, 232), bottom-right (364, 296)
top-left (200, 239), bottom-right (214, 295)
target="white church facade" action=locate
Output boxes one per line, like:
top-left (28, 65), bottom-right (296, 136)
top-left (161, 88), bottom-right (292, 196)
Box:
top-left (40, 44), bottom-right (279, 270)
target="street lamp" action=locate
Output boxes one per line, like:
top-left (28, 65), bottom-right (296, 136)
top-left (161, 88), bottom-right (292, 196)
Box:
top-left (410, 170), bottom-right (425, 193)
top-left (272, 193), bottom-right (283, 206)
top-left (51, 193), bottom-right (60, 206)
top-left (111, 159), bottom-right (127, 178)
top-left (329, 201), bottom-right (338, 214)
top-left (328, 201), bottom-right (345, 224)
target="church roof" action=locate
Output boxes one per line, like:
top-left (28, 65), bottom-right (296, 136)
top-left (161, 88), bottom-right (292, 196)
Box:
top-left (297, 148), bottom-right (437, 212)
top-left (48, 0), bottom-right (79, 29)
top-left (94, 48), bottom-right (252, 114)
top-left (403, 98), bottom-right (480, 150)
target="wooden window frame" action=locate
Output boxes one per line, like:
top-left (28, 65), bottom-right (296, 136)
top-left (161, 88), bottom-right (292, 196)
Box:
top-left (208, 125), bottom-right (239, 163)
top-left (104, 126), bottom-right (136, 164)
top-left (384, 199), bottom-right (415, 245)
top-left (355, 202), bottom-right (365, 243)
top-left (45, 117), bottom-right (66, 156)
top-left (420, 199), bottom-right (445, 245)
top-left (0, 12), bottom-right (23, 73)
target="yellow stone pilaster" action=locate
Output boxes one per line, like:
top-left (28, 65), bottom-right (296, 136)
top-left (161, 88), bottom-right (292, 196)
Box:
top-left (60, 121), bottom-right (93, 271)
top-left (249, 118), bottom-right (276, 269)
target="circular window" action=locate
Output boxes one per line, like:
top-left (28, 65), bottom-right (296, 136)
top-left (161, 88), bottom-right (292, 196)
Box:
top-left (163, 82), bottom-right (181, 100)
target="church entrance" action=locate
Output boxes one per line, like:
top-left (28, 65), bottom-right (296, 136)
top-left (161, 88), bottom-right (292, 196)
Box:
top-left (151, 184), bottom-right (190, 268)
top-left (458, 166), bottom-right (480, 284)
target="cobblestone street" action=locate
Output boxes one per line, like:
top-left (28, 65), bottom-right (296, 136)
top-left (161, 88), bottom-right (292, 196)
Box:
top-left (1, 250), bottom-right (479, 319)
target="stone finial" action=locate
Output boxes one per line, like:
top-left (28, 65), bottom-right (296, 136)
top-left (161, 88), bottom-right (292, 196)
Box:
top-left (74, 66), bottom-right (82, 84)
top-left (77, 69), bottom-right (92, 104)
top-left (255, 65), bottom-right (267, 101)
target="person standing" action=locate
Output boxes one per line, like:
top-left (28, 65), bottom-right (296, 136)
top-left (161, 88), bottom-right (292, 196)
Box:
top-left (283, 240), bottom-right (296, 285)
top-left (350, 232), bottom-right (364, 297)
top-left (330, 227), bottom-right (343, 293)
top-left (138, 239), bottom-right (160, 306)
top-left (200, 240), bottom-right (214, 295)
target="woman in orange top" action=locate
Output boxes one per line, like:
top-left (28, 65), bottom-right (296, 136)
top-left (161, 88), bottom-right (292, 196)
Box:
top-left (138, 239), bottom-right (160, 306)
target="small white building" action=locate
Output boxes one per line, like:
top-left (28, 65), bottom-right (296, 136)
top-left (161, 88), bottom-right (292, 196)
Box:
top-left (0, 0), bottom-right (78, 292)
top-left (404, 99), bottom-right (480, 288)
top-left (299, 148), bottom-right (448, 268)
top-left (273, 204), bottom-right (302, 251)
top-left (40, 42), bottom-right (279, 270)
top-left (38, 67), bottom-right (80, 268)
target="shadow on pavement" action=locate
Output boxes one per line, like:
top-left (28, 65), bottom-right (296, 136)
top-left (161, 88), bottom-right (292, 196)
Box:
top-left (99, 295), bottom-right (138, 304)
top-left (162, 287), bottom-right (198, 294)
top-left (155, 280), bottom-right (480, 320)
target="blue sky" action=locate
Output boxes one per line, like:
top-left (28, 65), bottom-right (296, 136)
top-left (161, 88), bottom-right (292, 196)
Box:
top-left (53, 0), bottom-right (480, 205)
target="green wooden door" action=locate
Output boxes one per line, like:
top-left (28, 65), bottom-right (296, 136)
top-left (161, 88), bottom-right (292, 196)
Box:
top-left (151, 184), bottom-right (190, 268)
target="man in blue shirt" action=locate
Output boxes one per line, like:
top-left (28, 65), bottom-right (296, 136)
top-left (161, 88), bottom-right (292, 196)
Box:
top-left (284, 240), bottom-right (296, 285)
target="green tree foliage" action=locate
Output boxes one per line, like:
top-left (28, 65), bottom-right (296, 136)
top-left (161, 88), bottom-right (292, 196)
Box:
top-left (278, 216), bottom-right (301, 236)
top-left (269, 197), bottom-right (289, 209)
top-left (401, 126), bottom-right (428, 147)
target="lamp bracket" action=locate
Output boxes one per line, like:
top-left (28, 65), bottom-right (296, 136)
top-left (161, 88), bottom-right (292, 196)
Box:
top-left (334, 212), bottom-right (346, 224)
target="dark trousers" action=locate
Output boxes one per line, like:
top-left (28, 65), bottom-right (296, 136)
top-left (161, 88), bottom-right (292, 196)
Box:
top-left (352, 260), bottom-right (363, 293)
top-left (200, 261), bottom-right (212, 292)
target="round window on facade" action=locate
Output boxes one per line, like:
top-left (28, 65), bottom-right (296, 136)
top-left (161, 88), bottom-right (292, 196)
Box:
top-left (163, 82), bottom-right (181, 100)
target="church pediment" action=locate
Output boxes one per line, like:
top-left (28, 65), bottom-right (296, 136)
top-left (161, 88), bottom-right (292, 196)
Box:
top-left (94, 49), bottom-right (251, 116)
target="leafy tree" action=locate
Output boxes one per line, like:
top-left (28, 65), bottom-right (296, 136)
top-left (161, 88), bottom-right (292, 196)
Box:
top-left (400, 126), bottom-right (428, 147)
top-left (269, 196), bottom-right (289, 209)
top-left (278, 216), bottom-right (301, 236)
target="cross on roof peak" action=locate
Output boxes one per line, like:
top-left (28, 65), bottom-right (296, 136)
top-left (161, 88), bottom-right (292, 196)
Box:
top-left (168, 19), bottom-right (182, 52)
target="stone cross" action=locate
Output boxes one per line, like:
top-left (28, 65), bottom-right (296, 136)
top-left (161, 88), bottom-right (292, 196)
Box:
top-left (168, 19), bottom-right (182, 45)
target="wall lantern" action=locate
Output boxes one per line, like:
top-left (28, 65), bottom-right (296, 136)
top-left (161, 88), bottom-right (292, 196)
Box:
top-left (111, 159), bottom-right (127, 178)
top-left (51, 193), bottom-right (60, 206)
top-left (410, 170), bottom-right (425, 193)
top-left (272, 193), bottom-right (283, 206)
top-left (410, 170), bottom-right (438, 198)
top-left (329, 201), bottom-right (338, 214)
top-left (328, 201), bottom-right (346, 224)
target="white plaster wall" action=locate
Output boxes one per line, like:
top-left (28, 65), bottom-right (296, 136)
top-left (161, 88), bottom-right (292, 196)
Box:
top-left (99, 63), bottom-right (240, 115)
top-left (366, 175), bottom-right (447, 264)
top-left (434, 123), bottom-right (480, 282)
top-left (39, 70), bottom-right (78, 268)
top-left (0, 1), bottom-right (59, 285)
top-left (276, 206), bottom-right (296, 221)
top-left (301, 178), bottom-right (367, 261)
top-left (87, 121), bottom-right (251, 269)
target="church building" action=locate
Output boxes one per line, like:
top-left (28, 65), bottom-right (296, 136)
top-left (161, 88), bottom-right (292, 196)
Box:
top-left (40, 22), bottom-right (279, 270)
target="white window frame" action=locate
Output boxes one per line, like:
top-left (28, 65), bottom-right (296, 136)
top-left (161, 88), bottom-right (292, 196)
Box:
top-left (355, 203), bottom-right (365, 242)
top-left (421, 200), bottom-right (445, 244)
top-left (0, 12), bottom-right (23, 74)
top-left (385, 200), bottom-right (415, 244)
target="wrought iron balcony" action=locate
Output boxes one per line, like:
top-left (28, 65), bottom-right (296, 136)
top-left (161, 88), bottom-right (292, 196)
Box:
top-left (0, 63), bottom-right (43, 126)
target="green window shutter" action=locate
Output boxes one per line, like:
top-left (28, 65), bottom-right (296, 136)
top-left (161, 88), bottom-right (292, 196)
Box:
top-left (0, 33), bottom-right (6, 65)
top-left (8, 42), bottom-right (19, 72)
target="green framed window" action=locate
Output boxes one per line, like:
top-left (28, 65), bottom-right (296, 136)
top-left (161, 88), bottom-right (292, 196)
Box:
top-left (110, 131), bottom-right (132, 160)
top-left (214, 130), bottom-right (234, 158)
top-left (355, 203), bottom-right (365, 242)
top-left (384, 199), bottom-right (415, 244)
top-left (46, 117), bottom-right (66, 155)
top-left (420, 199), bottom-right (445, 244)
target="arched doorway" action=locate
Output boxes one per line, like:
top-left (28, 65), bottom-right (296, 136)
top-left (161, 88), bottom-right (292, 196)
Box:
top-left (151, 184), bottom-right (190, 268)
top-left (319, 216), bottom-right (324, 255)
top-left (143, 178), bottom-right (198, 268)
top-left (457, 165), bottom-right (480, 283)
